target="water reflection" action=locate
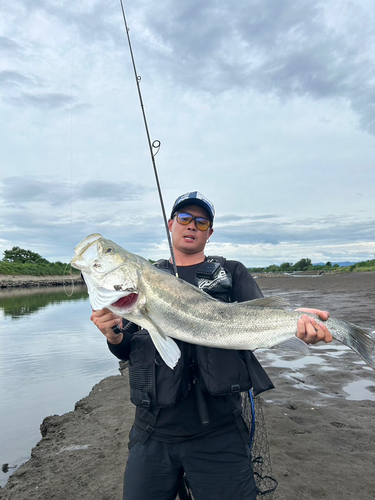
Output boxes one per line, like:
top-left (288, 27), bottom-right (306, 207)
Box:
top-left (0, 285), bottom-right (120, 488)
top-left (0, 285), bottom-right (88, 319)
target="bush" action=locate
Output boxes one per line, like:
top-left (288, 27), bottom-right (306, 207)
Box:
top-left (0, 261), bottom-right (80, 276)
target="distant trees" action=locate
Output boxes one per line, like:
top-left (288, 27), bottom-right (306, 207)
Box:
top-left (279, 262), bottom-right (293, 271)
top-left (3, 246), bottom-right (48, 264)
top-left (0, 246), bottom-right (79, 276)
top-left (249, 257), bottom-right (346, 273)
top-left (248, 258), bottom-right (375, 274)
top-left (293, 258), bottom-right (312, 271)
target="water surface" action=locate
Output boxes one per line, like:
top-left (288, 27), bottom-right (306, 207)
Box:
top-left (0, 285), bottom-right (119, 487)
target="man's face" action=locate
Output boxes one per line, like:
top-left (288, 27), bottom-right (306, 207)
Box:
top-left (168, 204), bottom-right (214, 256)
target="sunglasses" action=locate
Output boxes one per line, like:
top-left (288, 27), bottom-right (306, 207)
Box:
top-left (174, 212), bottom-right (212, 231)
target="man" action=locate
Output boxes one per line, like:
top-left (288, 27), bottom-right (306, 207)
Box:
top-left (91, 191), bottom-right (332, 500)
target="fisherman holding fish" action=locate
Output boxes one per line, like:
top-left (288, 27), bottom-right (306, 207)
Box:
top-left (83, 191), bottom-right (337, 500)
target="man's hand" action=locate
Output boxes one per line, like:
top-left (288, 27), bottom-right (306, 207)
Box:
top-left (90, 308), bottom-right (124, 345)
top-left (295, 308), bottom-right (333, 345)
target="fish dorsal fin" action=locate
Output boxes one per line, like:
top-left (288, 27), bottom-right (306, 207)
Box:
top-left (238, 296), bottom-right (290, 310)
top-left (273, 336), bottom-right (311, 354)
top-left (146, 324), bottom-right (181, 370)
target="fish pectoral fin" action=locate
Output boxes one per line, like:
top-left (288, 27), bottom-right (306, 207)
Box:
top-left (238, 296), bottom-right (290, 309)
top-left (273, 336), bottom-right (310, 354)
top-left (147, 325), bottom-right (181, 370)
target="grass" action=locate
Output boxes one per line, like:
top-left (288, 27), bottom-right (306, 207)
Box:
top-left (0, 261), bottom-right (81, 276)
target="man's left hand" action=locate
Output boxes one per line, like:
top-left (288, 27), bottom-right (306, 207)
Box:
top-left (295, 308), bottom-right (333, 345)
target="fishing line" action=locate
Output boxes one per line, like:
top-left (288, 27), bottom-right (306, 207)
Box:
top-left (119, 0), bottom-right (178, 277)
top-left (64, 1), bottom-right (83, 297)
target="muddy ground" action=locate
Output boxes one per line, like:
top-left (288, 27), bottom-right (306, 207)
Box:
top-left (1, 272), bottom-right (374, 500)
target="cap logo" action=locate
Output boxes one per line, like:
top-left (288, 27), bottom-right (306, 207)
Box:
top-left (172, 191), bottom-right (215, 220)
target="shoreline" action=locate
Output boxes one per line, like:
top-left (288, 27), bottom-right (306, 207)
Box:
top-left (0, 269), bottom-right (368, 289)
top-left (0, 275), bottom-right (84, 288)
top-left (1, 357), bottom-right (374, 500)
top-left (0, 271), bottom-right (344, 289)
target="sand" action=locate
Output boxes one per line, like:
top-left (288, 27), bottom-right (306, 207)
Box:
top-left (0, 272), bottom-right (374, 500)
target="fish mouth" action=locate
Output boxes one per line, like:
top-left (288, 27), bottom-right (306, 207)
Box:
top-left (111, 292), bottom-right (139, 312)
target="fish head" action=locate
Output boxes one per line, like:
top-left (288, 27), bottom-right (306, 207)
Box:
top-left (71, 233), bottom-right (142, 314)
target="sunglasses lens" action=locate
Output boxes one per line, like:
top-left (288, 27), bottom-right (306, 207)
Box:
top-left (195, 218), bottom-right (210, 231)
top-left (176, 213), bottom-right (193, 225)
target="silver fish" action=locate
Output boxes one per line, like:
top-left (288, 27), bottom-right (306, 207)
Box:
top-left (71, 233), bottom-right (375, 370)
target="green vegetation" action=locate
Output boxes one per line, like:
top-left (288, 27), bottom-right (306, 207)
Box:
top-left (248, 258), bottom-right (375, 274)
top-left (0, 246), bottom-right (80, 276)
top-left (1, 246), bottom-right (375, 276)
top-left (347, 259), bottom-right (375, 273)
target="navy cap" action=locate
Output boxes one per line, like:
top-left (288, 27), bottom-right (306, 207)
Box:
top-left (171, 191), bottom-right (215, 222)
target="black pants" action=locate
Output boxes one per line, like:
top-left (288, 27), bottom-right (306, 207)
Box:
top-left (123, 427), bottom-right (258, 500)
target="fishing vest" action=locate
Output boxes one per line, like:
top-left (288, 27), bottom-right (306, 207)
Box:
top-left (128, 257), bottom-right (274, 412)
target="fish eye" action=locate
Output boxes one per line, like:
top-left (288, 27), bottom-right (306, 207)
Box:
top-left (104, 247), bottom-right (113, 254)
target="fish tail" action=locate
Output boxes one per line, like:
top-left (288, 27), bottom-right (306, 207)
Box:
top-left (331, 319), bottom-right (375, 370)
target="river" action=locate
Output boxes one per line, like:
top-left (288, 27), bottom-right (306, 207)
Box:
top-left (0, 285), bottom-right (119, 488)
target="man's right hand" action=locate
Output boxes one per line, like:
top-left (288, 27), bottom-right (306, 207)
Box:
top-left (90, 308), bottom-right (124, 344)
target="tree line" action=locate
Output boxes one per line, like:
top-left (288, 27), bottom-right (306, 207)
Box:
top-left (0, 246), bottom-right (80, 276)
top-left (248, 257), bottom-right (375, 273)
top-left (1, 246), bottom-right (374, 276)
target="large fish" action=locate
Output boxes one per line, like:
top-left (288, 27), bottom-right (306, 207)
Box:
top-left (71, 233), bottom-right (375, 370)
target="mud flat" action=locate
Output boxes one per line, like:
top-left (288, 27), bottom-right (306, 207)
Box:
top-left (1, 272), bottom-right (374, 500)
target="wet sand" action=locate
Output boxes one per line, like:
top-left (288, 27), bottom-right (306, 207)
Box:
top-left (1, 272), bottom-right (374, 500)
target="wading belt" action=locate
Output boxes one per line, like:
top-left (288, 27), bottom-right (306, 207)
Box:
top-left (127, 409), bottom-right (160, 449)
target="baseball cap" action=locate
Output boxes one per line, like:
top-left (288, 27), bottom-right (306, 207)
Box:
top-left (171, 191), bottom-right (215, 223)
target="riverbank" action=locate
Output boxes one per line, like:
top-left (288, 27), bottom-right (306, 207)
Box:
top-left (0, 269), bottom-right (366, 288)
top-left (0, 275), bottom-right (84, 288)
top-left (1, 357), bottom-right (374, 500)
top-left (1, 272), bottom-right (374, 499)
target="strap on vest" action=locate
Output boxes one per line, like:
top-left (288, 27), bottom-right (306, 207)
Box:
top-left (128, 409), bottom-right (161, 449)
top-left (226, 395), bottom-right (250, 446)
top-left (130, 388), bottom-right (152, 409)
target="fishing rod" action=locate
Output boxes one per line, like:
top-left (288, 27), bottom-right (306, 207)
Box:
top-left (119, 0), bottom-right (178, 277)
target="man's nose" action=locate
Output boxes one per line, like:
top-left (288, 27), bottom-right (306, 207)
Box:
top-left (186, 220), bottom-right (197, 230)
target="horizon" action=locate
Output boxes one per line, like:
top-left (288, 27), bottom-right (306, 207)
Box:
top-left (0, 243), bottom-right (371, 270)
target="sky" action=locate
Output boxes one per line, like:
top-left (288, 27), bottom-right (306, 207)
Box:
top-left (1, 0), bottom-right (374, 267)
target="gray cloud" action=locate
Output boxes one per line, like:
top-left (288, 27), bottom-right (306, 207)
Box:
top-left (0, 70), bottom-right (36, 91)
top-left (1, 186), bottom-right (373, 263)
top-left (214, 215), bottom-right (375, 246)
top-left (0, 36), bottom-right (24, 56)
top-left (1, 177), bottom-right (70, 206)
top-left (0, 177), bottom-right (151, 207)
top-left (128, 0), bottom-right (375, 135)
top-left (8, 91), bottom-right (73, 110)
top-left (77, 180), bottom-right (151, 200)
top-left (0, 207), bottom-right (165, 262)
top-left (217, 214), bottom-right (279, 224)
top-left (8, 1), bottom-right (374, 135)
top-left (12, 0), bottom-right (123, 47)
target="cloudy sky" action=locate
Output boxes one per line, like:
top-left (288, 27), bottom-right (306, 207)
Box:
top-left (1, 0), bottom-right (374, 267)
